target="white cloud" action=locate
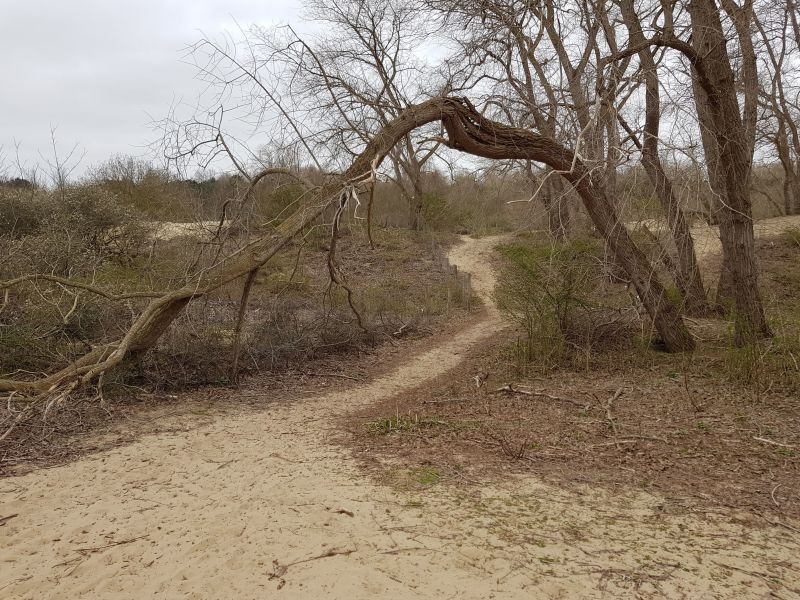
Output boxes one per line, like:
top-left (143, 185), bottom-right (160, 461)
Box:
top-left (0, 0), bottom-right (300, 178)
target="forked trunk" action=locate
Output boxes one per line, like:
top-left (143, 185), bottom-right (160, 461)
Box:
top-left (688, 0), bottom-right (771, 343)
top-left (620, 0), bottom-right (711, 316)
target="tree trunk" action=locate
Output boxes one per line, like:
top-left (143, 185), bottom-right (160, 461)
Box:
top-left (620, 0), bottom-right (711, 316)
top-left (774, 126), bottom-right (799, 215)
top-left (688, 0), bottom-right (771, 343)
top-left (408, 174), bottom-right (425, 231)
top-left (440, 100), bottom-right (695, 352)
top-left (538, 168), bottom-right (571, 239)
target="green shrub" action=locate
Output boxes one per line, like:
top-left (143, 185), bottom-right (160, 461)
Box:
top-left (783, 227), bottom-right (800, 249)
top-left (419, 193), bottom-right (469, 231)
top-left (496, 236), bottom-right (633, 369)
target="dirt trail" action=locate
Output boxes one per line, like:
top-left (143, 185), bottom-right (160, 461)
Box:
top-left (2, 231), bottom-right (798, 599)
top-left (641, 214), bottom-right (800, 263)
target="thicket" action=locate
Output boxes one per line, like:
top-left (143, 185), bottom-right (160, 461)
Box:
top-left (0, 180), bottom-right (471, 393)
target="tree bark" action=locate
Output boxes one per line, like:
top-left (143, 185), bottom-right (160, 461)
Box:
top-left (687, 0), bottom-right (771, 343)
top-left (620, 0), bottom-right (712, 316)
top-left (543, 173), bottom-right (571, 239)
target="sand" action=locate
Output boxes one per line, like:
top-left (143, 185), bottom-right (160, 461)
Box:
top-left (2, 229), bottom-right (799, 599)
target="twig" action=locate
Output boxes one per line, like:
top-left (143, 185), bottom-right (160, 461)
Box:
top-left (753, 510), bottom-right (800, 535)
top-left (771, 484), bottom-right (782, 507)
top-left (393, 322), bottom-right (409, 337)
top-left (0, 407), bottom-right (32, 442)
top-left (304, 371), bottom-right (362, 381)
top-left (494, 383), bottom-right (532, 395)
top-left (268, 547), bottom-right (356, 588)
top-left (74, 536), bottom-right (148, 554)
top-left (531, 390), bottom-right (591, 410)
top-left (473, 372), bottom-right (489, 388)
top-left (712, 560), bottom-right (788, 593)
top-left (377, 546), bottom-right (437, 555)
top-left (753, 437), bottom-right (794, 449)
top-left (0, 513), bottom-right (19, 526)
top-left (604, 387), bottom-right (624, 439)
top-left (587, 440), bottom-right (639, 448)
top-left (493, 384), bottom-right (590, 409)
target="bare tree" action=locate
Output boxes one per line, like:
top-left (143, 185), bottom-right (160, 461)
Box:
top-left (602, 0), bottom-right (771, 343)
top-left (245, 0), bottom-right (448, 229)
top-left (687, 0), bottom-right (770, 341)
top-left (754, 4), bottom-right (800, 215)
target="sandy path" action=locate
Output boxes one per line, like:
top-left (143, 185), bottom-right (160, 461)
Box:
top-left (2, 233), bottom-right (799, 599)
top-left (640, 214), bottom-right (800, 263)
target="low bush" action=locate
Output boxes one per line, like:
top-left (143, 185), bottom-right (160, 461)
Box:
top-left (496, 235), bottom-right (636, 370)
top-left (0, 188), bottom-right (43, 237)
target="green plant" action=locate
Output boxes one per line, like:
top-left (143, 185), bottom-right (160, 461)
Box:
top-left (782, 227), bottom-right (800, 248)
top-left (495, 237), bottom-right (606, 368)
top-left (409, 466), bottom-right (440, 486)
top-left (366, 413), bottom-right (444, 435)
top-left (419, 193), bottom-right (468, 231)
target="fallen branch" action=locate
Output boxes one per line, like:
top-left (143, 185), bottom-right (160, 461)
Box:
top-left (753, 437), bottom-right (795, 449)
top-left (268, 547), bottom-right (356, 589)
top-left (494, 384), bottom-right (590, 409)
top-left (0, 514), bottom-right (19, 526)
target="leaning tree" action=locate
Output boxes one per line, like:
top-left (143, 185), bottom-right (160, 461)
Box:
top-left (0, 97), bottom-right (696, 407)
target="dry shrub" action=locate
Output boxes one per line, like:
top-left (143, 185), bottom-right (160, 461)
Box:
top-left (1, 185), bottom-right (148, 376)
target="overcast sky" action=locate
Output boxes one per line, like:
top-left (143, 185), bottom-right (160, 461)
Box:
top-left (0, 1), bottom-right (302, 179)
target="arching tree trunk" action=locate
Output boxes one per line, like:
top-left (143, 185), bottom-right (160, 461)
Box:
top-left (0, 97), bottom-right (694, 398)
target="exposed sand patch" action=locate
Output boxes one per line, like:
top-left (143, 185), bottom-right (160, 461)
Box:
top-left (635, 214), bottom-right (800, 263)
top-left (148, 220), bottom-right (223, 241)
top-left (1, 231), bottom-right (798, 599)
